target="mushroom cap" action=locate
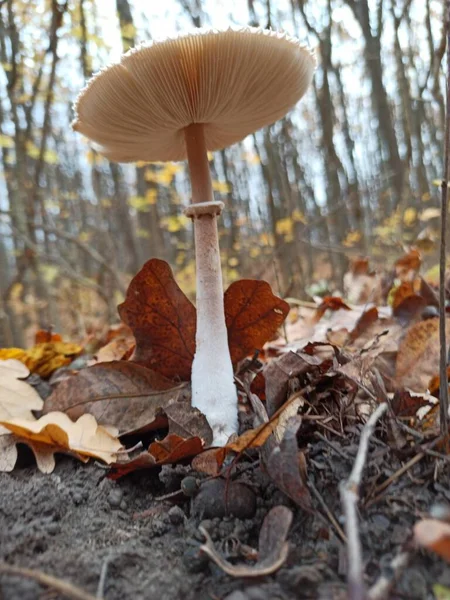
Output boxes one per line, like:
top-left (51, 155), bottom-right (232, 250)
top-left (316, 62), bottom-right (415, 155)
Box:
top-left (72, 27), bottom-right (315, 163)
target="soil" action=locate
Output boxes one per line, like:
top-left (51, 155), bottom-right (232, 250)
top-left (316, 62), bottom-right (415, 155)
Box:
top-left (1, 434), bottom-right (449, 600)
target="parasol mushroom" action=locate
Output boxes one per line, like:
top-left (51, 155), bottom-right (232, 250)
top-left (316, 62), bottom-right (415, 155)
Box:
top-left (72, 27), bottom-right (315, 445)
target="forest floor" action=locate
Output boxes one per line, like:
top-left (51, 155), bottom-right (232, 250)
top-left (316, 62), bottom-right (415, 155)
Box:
top-left (1, 430), bottom-right (449, 600)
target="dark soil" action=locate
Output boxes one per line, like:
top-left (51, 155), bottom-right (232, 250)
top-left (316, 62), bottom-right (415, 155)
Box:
top-left (1, 436), bottom-right (449, 600)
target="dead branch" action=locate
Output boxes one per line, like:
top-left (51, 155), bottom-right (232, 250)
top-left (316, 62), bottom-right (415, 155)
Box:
top-left (340, 402), bottom-right (388, 600)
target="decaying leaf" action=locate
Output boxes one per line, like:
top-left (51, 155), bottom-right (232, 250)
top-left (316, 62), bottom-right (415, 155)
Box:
top-left (118, 258), bottom-right (196, 380)
top-left (395, 248), bottom-right (421, 280)
top-left (414, 518), bottom-right (450, 563)
top-left (44, 361), bottom-right (187, 436)
top-left (396, 318), bottom-right (450, 392)
top-left (108, 433), bottom-right (204, 479)
top-left (200, 505), bottom-right (293, 577)
top-left (224, 279), bottom-right (289, 364)
top-left (0, 433), bottom-right (69, 474)
top-left (262, 416), bottom-right (311, 511)
top-left (0, 412), bottom-right (123, 465)
top-left (0, 360), bottom-right (43, 432)
top-left (0, 342), bottom-right (82, 378)
top-left (264, 351), bottom-right (324, 416)
top-left (314, 296), bottom-right (351, 322)
top-left (391, 389), bottom-right (437, 418)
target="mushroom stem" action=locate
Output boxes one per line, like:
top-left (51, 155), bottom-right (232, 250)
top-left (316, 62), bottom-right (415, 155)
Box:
top-left (184, 124), bottom-right (238, 446)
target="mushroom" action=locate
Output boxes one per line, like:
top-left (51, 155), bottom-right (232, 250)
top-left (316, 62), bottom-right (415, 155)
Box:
top-left (72, 27), bottom-right (315, 446)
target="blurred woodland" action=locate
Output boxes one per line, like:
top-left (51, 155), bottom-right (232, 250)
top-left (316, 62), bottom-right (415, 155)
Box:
top-left (0, 0), bottom-right (446, 347)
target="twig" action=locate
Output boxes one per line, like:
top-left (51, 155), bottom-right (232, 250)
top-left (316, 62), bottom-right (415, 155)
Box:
top-left (309, 481), bottom-right (347, 544)
top-left (365, 436), bottom-right (442, 508)
top-left (439, 0), bottom-right (450, 438)
top-left (340, 402), bottom-right (388, 600)
top-left (0, 563), bottom-right (98, 600)
top-left (96, 557), bottom-right (111, 599)
top-left (367, 550), bottom-right (411, 599)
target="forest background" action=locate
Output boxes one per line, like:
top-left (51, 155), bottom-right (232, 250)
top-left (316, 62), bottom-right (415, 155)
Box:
top-left (0, 0), bottom-right (445, 348)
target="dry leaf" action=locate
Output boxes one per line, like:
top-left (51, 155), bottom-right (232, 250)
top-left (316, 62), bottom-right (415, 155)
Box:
top-left (0, 342), bottom-right (82, 378)
top-left (0, 360), bottom-right (43, 432)
top-left (262, 416), bottom-right (312, 511)
top-left (314, 296), bottom-right (351, 322)
top-left (395, 248), bottom-right (421, 280)
top-left (396, 318), bottom-right (450, 392)
top-left (0, 433), bottom-right (68, 474)
top-left (0, 412), bottom-right (123, 464)
top-left (224, 279), bottom-right (289, 364)
top-left (44, 361), bottom-right (187, 436)
top-left (200, 505), bottom-right (293, 577)
top-left (118, 258), bottom-right (196, 380)
top-left (414, 518), bottom-right (450, 563)
top-left (108, 433), bottom-right (204, 479)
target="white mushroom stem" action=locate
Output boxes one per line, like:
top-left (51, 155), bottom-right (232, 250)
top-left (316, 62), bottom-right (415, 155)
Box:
top-left (184, 124), bottom-right (238, 446)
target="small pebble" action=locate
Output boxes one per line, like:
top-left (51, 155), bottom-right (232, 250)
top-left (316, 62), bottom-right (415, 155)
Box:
top-left (46, 522), bottom-right (61, 536)
top-left (72, 492), bottom-right (84, 505)
top-left (193, 479), bottom-right (256, 520)
top-left (168, 505), bottom-right (185, 525)
top-left (182, 546), bottom-right (210, 573)
top-left (107, 488), bottom-right (123, 508)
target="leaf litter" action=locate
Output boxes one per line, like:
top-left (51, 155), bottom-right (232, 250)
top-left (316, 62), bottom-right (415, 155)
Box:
top-left (1, 252), bottom-right (450, 598)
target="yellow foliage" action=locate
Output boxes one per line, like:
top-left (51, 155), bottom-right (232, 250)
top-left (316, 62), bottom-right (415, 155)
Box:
top-left (276, 218), bottom-right (294, 240)
top-left (212, 180), bottom-right (232, 194)
top-left (403, 207), bottom-right (417, 227)
top-left (421, 192), bottom-right (431, 202)
top-left (25, 141), bottom-right (59, 165)
top-left (79, 231), bottom-right (92, 243)
top-left (250, 247), bottom-right (261, 258)
top-left (0, 134), bottom-right (14, 148)
top-left (343, 230), bottom-right (362, 247)
top-left (0, 342), bottom-right (82, 378)
top-left (260, 232), bottom-right (275, 246)
top-left (228, 257), bottom-right (239, 267)
top-left (291, 209), bottom-right (307, 224)
top-left (101, 198), bottom-right (112, 208)
top-left (0, 348), bottom-right (27, 362)
top-left (120, 23), bottom-right (136, 39)
top-left (160, 214), bottom-right (190, 233)
top-left (146, 189), bottom-right (158, 204)
top-left (136, 228), bottom-right (150, 238)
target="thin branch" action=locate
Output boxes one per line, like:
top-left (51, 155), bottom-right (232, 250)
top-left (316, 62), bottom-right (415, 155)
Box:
top-left (340, 402), bottom-right (388, 600)
top-left (439, 0), bottom-right (450, 438)
top-left (0, 563), bottom-right (99, 600)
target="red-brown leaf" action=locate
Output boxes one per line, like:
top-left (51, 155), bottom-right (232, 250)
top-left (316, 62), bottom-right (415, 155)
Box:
top-left (108, 434), bottom-right (204, 479)
top-left (118, 259), bottom-right (196, 380)
top-left (224, 280), bottom-right (290, 364)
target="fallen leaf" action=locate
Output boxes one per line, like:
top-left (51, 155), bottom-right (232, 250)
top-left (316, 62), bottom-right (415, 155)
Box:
top-left (200, 505), bottom-right (293, 577)
top-left (0, 360), bottom-right (43, 432)
top-left (35, 330), bottom-right (62, 344)
top-left (314, 296), bottom-right (351, 322)
top-left (108, 433), bottom-right (204, 479)
top-left (391, 390), bottom-right (436, 417)
top-left (395, 248), bottom-right (421, 280)
top-left (264, 351), bottom-right (324, 416)
top-left (118, 258), bottom-right (196, 380)
top-left (0, 342), bottom-right (82, 378)
top-left (0, 412), bottom-right (123, 464)
top-left (0, 433), bottom-right (68, 474)
top-left (92, 336), bottom-right (135, 363)
top-left (224, 279), bottom-right (290, 364)
top-left (262, 416), bottom-right (312, 511)
top-left (43, 361), bottom-right (188, 436)
top-left (347, 307), bottom-right (379, 344)
top-left (396, 319), bottom-right (450, 392)
top-left (414, 518), bottom-right (450, 563)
